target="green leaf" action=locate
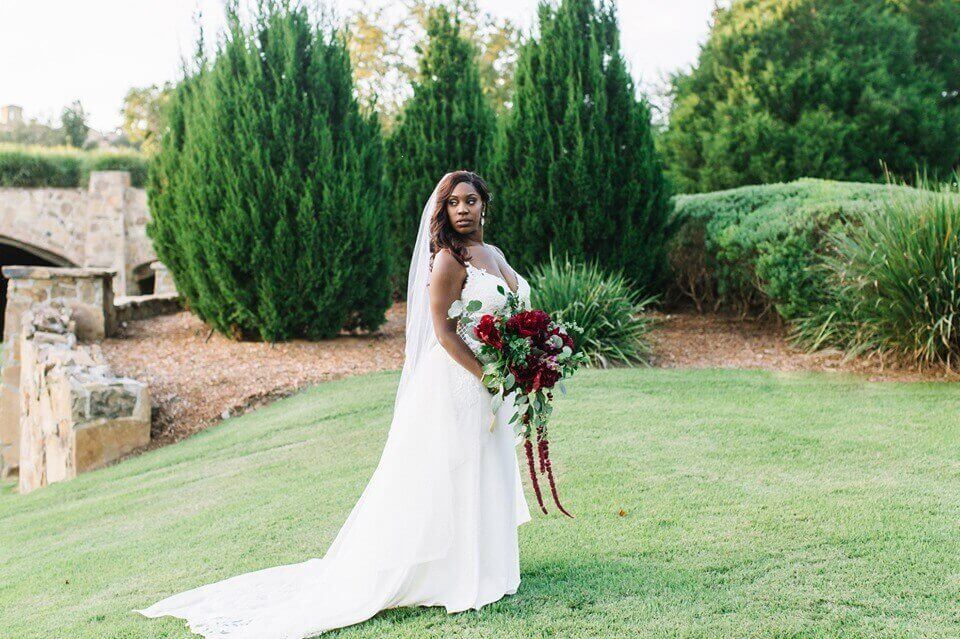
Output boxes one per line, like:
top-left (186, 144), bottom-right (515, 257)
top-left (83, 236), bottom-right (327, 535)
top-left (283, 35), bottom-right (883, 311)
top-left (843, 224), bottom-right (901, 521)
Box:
top-left (465, 299), bottom-right (482, 312)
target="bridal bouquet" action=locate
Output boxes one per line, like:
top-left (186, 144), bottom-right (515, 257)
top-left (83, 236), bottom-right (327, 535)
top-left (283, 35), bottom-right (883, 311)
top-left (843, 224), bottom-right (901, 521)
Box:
top-left (448, 286), bottom-right (588, 518)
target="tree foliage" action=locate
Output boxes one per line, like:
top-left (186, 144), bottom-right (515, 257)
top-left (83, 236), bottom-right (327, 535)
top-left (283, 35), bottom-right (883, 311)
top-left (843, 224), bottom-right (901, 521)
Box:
top-left (663, 0), bottom-right (960, 193)
top-left (490, 0), bottom-right (671, 292)
top-left (147, 0), bottom-right (390, 342)
top-left (61, 100), bottom-right (89, 148)
top-left (385, 4), bottom-right (495, 287)
top-left (121, 83), bottom-right (173, 154)
top-left (345, 0), bottom-right (520, 131)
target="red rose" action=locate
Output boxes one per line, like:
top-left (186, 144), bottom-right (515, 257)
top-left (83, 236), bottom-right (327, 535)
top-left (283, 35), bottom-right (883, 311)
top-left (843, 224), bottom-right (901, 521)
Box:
top-left (473, 314), bottom-right (503, 349)
top-left (506, 309), bottom-right (551, 338)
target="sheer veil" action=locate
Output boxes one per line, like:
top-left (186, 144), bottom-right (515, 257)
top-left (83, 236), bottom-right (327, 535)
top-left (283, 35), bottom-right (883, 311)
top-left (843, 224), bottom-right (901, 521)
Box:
top-left (392, 171), bottom-right (454, 413)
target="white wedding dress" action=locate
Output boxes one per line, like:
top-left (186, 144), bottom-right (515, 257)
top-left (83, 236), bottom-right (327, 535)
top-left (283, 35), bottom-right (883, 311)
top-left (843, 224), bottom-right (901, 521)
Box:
top-left (136, 257), bottom-right (533, 638)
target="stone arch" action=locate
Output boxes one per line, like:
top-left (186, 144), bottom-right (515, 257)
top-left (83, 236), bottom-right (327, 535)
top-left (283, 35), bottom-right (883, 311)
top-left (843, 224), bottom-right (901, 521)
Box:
top-left (130, 260), bottom-right (157, 295)
top-left (0, 235), bottom-right (75, 267)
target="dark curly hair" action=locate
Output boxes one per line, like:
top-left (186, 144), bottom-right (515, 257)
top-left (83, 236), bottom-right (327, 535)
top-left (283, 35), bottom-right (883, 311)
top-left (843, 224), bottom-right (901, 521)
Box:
top-left (428, 170), bottom-right (492, 270)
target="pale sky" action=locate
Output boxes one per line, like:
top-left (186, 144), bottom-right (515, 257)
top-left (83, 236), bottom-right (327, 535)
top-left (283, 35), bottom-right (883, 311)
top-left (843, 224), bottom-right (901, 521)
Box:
top-left (0, 0), bottom-right (717, 132)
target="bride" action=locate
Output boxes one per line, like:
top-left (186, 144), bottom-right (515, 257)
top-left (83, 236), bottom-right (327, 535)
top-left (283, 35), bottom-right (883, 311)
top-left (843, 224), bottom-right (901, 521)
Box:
top-left (136, 170), bottom-right (533, 638)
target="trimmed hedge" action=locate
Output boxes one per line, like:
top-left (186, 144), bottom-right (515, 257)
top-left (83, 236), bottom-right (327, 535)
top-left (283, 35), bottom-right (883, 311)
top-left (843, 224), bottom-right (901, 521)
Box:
top-left (0, 145), bottom-right (148, 188)
top-left (668, 178), bottom-right (920, 321)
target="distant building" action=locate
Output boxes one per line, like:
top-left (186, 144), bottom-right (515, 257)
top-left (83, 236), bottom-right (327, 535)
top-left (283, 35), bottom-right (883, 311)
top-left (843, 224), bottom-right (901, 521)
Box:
top-left (0, 105), bottom-right (24, 129)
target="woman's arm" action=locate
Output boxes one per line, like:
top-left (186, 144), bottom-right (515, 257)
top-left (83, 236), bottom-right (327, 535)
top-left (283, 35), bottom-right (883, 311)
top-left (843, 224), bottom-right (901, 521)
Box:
top-left (429, 249), bottom-right (485, 381)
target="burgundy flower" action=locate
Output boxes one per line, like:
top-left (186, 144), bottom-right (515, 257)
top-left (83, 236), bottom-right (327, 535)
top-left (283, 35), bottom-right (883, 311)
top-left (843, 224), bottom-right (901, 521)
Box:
top-left (506, 309), bottom-right (551, 338)
top-left (510, 353), bottom-right (561, 393)
top-left (533, 365), bottom-right (562, 391)
top-left (473, 314), bottom-right (503, 350)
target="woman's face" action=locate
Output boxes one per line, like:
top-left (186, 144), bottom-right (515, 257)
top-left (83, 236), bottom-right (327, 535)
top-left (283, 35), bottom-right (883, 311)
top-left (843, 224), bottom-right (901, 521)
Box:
top-left (445, 181), bottom-right (483, 237)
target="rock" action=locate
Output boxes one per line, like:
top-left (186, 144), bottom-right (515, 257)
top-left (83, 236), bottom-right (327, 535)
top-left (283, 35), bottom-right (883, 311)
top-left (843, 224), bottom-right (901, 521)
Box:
top-left (16, 299), bottom-right (151, 494)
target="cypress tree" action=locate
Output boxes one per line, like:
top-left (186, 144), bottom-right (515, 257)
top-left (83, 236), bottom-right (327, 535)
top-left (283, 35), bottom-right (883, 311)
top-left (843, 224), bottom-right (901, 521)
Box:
top-left (489, 0), bottom-right (670, 292)
top-left (386, 4), bottom-right (495, 290)
top-left (147, 1), bottom-right (391, 341)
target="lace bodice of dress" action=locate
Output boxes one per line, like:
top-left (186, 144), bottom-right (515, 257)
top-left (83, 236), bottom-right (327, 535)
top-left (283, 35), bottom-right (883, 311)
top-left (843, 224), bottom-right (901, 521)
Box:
top-left (457, 261), bottom-right (531, 355)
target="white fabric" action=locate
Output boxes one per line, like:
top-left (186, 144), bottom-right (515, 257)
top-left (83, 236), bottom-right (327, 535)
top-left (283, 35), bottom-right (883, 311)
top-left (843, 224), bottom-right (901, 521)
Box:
top-left (134, 176), bottom-right (533, 638)
top-left (393, 172), bottom-right (450, 413)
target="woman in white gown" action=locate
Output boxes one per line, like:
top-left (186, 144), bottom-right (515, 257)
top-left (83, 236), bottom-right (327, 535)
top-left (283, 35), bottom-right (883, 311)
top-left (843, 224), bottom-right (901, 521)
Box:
top-left (136, 170), bottom-right (533, 638)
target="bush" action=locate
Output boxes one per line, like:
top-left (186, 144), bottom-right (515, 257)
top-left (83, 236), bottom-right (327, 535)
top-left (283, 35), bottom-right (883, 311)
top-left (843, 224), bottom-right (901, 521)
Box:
top-left (0, 145), bottom-right (81, 187)
top-left (79, 151), bottom-right (148, 187)
top-left (0, 144), bottom-right (148, 187)
top-left (668, 178), bottom-right (919, 320)
top-left (792, 176), bottom-right (960, 367)
top-left (490, 0), bottom-right (671, 292)
top-left (529, 251), bottom-right (657, 367)
top-left (147, 3), bottom-right (390, 342)
top-left (662, 0), bottom-right (960, 193)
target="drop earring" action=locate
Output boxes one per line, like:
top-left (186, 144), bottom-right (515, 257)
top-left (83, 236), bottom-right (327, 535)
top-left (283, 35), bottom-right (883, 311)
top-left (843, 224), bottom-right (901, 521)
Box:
top-left (480, 210), bottom-right (486, 227)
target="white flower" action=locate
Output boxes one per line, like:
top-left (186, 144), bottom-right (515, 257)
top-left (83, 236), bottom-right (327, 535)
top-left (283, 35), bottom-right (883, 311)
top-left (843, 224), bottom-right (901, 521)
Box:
top-left (447, 300), bottom-right (464, 319)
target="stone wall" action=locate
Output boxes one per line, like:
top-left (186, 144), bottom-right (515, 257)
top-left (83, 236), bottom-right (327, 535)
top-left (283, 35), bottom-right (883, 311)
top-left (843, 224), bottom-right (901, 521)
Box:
top-left (0, 171), bottom-right (163, 296)
top-left (17, 301), bottom-right (149, 493)
top-left (115, 293), bottom-right (182, 324)
top-left (0, 266), bottom-right (116, 476)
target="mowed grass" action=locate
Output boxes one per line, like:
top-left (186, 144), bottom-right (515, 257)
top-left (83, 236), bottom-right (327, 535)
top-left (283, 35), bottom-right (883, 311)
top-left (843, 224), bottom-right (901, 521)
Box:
top-left (1, 368), bottom-right (959, 638)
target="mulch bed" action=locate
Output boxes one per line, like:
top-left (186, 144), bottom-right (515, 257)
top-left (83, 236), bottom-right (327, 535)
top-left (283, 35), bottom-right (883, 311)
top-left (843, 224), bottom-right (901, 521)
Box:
top-left (100, 304), bottom-right (956, 453)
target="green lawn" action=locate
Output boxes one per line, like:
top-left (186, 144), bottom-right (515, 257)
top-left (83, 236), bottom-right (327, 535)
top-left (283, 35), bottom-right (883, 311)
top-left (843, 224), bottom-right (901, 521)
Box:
top-left (2, 368), bottom-right (959, 638)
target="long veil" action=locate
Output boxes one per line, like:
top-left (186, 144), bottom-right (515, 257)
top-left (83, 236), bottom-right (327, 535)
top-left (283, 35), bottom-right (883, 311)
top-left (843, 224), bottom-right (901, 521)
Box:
top-left (392, 171), bottom-right (453, 413)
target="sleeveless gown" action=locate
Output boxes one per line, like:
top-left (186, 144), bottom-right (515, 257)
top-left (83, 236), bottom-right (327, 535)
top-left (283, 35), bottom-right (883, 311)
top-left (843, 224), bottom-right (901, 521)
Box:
top-left (135, 261), bottom-right (533, 639)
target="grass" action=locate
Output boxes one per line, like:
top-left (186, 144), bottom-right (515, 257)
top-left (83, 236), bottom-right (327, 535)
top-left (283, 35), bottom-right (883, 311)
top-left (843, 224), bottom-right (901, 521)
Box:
top-left (1, 368), bottom-right (959, 638)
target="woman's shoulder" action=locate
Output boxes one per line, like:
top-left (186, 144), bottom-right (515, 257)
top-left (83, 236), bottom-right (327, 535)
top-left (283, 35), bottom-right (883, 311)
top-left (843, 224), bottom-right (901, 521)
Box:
top-left (432, 248), bottom-right (467, 278)
top-left (487, 244), bottom-right (506, 259)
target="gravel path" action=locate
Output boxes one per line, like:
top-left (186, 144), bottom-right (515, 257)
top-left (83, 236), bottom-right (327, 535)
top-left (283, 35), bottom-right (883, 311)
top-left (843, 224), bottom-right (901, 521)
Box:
top-left (100, 304), bottom-right (956, 453)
